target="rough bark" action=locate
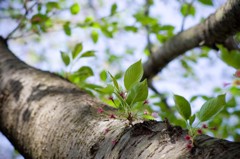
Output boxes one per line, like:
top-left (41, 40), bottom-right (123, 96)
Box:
top-left (1, 38), bottom-right (240, 158)
top-left (143, 0), bottom-right (240, 79)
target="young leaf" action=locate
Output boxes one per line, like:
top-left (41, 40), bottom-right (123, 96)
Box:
top-left (46, 2), bottom-right (60, 13)
top-left (72, 43), bottom-right (83, 59)
top-left (31, 14), bottom-right (48, 24)
top-left (173, 94), bottom-right (191, 120)
top-left (198, 0), bottom-right (213, 6)
top-left (180, 3), bottom-right (195, 17)
top-left (100, 70), bottom-right (107, 82)
top-left (91, 30), bottom-right (99, 43)
top-left (80, 51), bottom-right (95, 58)
top-left (110, 3), bottom-right (117, 16)
top-left (126, 79), bottom-right (148, 105)
top-left (96, 84), bottom-right (114, 94)
top-left (197, 94), bottom-right (226, 122)
top-left (75, 66), bottom-right (93, 81)
top-left (189, 114), bottom-right (196, 126)
top-left (124, 60), bottom-right (143, 90)
top-left (218, 44), bottom-right (240, 69)
top-left (109, 72), bottom-right (119, 91)
top-left (60, 51), bottom-right (70, 66)
top-left (63, 22), bottom-right (71, 36)
top-left (124, 26), bottom-right (138, 33)
top-left (70, 3), bottom-right (80, 15)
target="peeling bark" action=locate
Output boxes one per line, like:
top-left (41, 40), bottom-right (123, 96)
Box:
top-left (143, 0), bottom-right (240, 79)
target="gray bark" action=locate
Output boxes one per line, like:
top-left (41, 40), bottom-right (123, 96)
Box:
top-left (143, 0), bottom-right (240, 79)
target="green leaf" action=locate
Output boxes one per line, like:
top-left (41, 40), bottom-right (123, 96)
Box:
top-left (84, 83), bottom-right (102, 90)
top-left (198, 0), bottom-right (213, 6)
top-left (109, 72), bottom-right (119, 91)
top-left (60, 51), bottom-right (70, 66)
top-left (226, 96), bottom-right (236, 107)
top-left (189, 114), bottom-right (196, 126)
top-left (134, 13), bottom-right (158, 25)
top-left (218, 44), bottom-right (240, 69)
top-left (143, 114), bottom-right (155, 120)
top-left (229, 86), bottom-right (240, 96)
top-left (110, 3), bottom-right (117, 16)
top-left (124, 60), bottom-right (143, 90)
top-left (91, 30), bottom-right (99, 43)
top-left (63, 22), bottom-right (71, 36)
top-left (197, 94), bottom-right (226, 122)
top-left (173, 94), bottom-right (191, 120)
top-left (31, 14), bottom-right (48, 24)
top-left (100, 70), bottom-right (107, 82)
top-left (80, 50), bottom-right (95, 58)
top-left (46, 2), bottom-right (60, 13)
top-left (126, 79), bottom-right (148, 105)
top-left (124, 26), bottom-right (138, 33)
top-left (70, 3), bottom-right (80, 15)
top-left (101, 27), bottom-right (113, 38)
top-left (96, 84), bottom-right (114, 94)
top-left (180, 3), bottom-right (195, 17)
top-left (75, 66), bottom-right (93, 81)
top-left (156, 34), bottom-right (168, 43)
top-left (72, 43), bottom-right (83, 59)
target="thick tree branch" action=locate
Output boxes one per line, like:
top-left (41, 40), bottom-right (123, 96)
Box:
top-left (1, 36), bottom-right (240, 158)
top-left (143, 0), bottom-right (240, 79)
top-left (3, 29), bottom-right (240, 159)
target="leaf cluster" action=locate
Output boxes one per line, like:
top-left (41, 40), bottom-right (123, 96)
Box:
top-left (174, 94), bottom-right (226, 136)
top-left (97, 60), bottom-right (152, 124)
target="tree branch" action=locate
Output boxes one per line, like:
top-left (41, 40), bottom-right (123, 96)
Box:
top-left (0, 33), bottom-right (240, 158)
top-left (143, 0), bottom-right (240, 79)
top-left (6, 1), bottom-right (38, 40)
top-left (180, 0), bottom-right (196, 32)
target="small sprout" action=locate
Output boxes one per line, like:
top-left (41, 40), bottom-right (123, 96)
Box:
top-left (109, 114), bottom-right (116, 119)
top-left (103, 60), bottom-right (149, 125)
top-left (151, 112), bottom-right (159, 118)
top-left (202, 124), bottom-right (208, 129)
top-left (185, 135), bottom-right (191, 141)
top-left (97, 107), bottom-right (104, 113)
top-left (197, 129), bottom-right (203, 135)
top-left (173, 94), bottom-right (225, 145)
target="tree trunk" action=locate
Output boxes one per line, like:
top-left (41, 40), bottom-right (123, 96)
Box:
top-left (1, 0), bottom-right (240, 158)
top-left (0, 38), bottom-right (240, 158)
top-left (143, 0), bottom-right (240, 79)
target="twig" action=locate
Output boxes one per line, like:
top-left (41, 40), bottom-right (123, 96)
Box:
top-left (180, 0), bottom-right (195, 32)
top-left (6, 1), bottom-right (38, 40)
top-left (143, 0), bottom-right (169, 108)
top-left (148, 80), bottom-right (170, 109)
top-left (144, 0), bottom-right (153, 55)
